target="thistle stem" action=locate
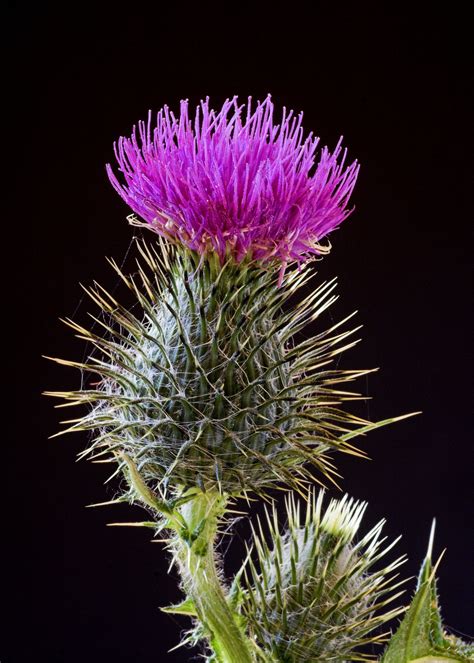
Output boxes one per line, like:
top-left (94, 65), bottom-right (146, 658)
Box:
top-left (173, 491), bottom-right (253, 663)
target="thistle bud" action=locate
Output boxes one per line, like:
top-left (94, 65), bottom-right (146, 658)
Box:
top-left (241, 491), bottom-right (407, 662)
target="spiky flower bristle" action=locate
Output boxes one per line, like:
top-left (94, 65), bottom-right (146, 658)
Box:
top-left (106, 95), bottom-right (359, 266)
top-left (46, 239), bottom-right (407, 500)
top-left (241, 491), bottom-right (407, 662)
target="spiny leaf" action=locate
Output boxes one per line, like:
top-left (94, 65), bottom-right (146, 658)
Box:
top-left (161, 597), bottom-right (198, 617)
top-left (381, 521), bottom-right (473, 663)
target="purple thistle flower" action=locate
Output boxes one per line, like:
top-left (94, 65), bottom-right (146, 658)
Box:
top-left (107, 95), bottom-right (359, 268)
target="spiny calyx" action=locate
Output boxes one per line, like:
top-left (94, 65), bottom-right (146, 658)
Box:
top-left (47, 239), bottom-right (406, 500)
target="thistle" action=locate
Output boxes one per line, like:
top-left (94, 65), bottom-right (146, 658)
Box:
top-left (48, 96), bottom-right (392, 502)
top-left (45, 95), bottom-right (470, 662)
top-left (240, 491), bottom-right (407, 662)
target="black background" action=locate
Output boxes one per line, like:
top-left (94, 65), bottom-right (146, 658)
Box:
top-left (5, 2), bottom-right (473, 662)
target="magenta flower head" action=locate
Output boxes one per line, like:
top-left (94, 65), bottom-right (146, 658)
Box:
top-left (107, 95), bottom-right (359, 269)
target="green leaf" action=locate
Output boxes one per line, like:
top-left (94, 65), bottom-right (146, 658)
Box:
top-left (228, 571), bottom-right (246, 612)
top-left (382, 521), bottom-right (473, 663)
top-left (161, 597), bottom-right (198, 616)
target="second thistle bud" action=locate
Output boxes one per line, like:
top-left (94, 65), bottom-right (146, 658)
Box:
top-left (241, 491), bottom-right (407, 662)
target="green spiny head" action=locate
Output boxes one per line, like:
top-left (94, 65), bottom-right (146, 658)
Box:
top-left (46, 239), bottom-right (408, 501)
top-left (240, 490), bottom-right (407, 662)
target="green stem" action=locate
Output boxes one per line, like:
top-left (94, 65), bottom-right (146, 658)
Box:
top-left (174, 491), bottom-right (254, 663)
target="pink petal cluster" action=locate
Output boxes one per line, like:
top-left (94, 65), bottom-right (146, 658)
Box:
top-left (107, 95), bottom-right (359, 266)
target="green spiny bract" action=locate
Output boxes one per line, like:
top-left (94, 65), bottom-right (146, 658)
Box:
top-left (47, 239), bottom-right (398, 500)
top-left (240, 491), bottom-right (407, 662)
top-left (382, 523), bottom-right (474, 663)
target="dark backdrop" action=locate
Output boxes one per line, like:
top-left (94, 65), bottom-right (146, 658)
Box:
top-left (5, 2), bottom-right (472, 662)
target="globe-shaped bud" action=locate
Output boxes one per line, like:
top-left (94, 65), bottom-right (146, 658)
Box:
top-left (241, 491), bottom-right (407, 662)
top-left (47, 240), bottom-right (396, 499)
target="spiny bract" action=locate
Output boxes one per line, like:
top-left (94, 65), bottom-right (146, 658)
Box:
top-left (241, 491), bottom-right (407, 662)
top-left (382, 522), bottom-right (474, 663)
top-left (47, 239), bottom-right (395, 499)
